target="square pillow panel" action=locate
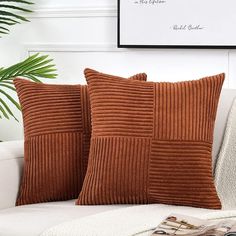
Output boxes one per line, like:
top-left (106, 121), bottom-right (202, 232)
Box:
top-left (77, 69), bottom-right (224, 209)
top-left (14, 71), bottom-right (147, 205)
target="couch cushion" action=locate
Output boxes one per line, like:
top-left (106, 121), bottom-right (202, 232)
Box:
top-left (0, 200), bottom-right (131, 236)
top-left (0, 141), bottom-right (24, 210)
top-left (13, 72), bottom-right (147, 206)
top-left (212, 89), bottom-right (236, 169)
top-left (77, 69), bottom-right (224, 209)
top-left (215, 97), bottom-right (236, 209)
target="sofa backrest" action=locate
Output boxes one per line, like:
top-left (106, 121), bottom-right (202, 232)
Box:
top-left (0, 89), bottom-right (235, 209)
top-left (213, 89), bottom-right (236, 170)
top-left (0, 140), bottom-right (23, 209)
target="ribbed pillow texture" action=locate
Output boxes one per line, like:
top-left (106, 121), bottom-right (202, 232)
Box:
top-left (14, 72), bottom-right (147, 205)
top-left (76, 69), bottom-right (225, 209)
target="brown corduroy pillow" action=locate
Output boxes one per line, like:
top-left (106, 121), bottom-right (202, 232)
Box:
top-left (14, 72), bottom-right (147, 206)
top-left (77, 68), bottom-right (224, 209)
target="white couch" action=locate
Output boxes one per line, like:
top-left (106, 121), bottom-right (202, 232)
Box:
top-left (1, 89), bottom-right (236, 236)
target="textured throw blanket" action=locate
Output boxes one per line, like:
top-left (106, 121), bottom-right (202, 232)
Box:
top-left (41, 97), bottom-right (236, 236)
top-left (215, 98), bottom-right (236, 209)
top-left (40, 204), bottom-right (236, 236)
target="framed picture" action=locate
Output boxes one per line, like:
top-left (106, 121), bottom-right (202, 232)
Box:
top-left (118, 0), bottom-right (236, 48)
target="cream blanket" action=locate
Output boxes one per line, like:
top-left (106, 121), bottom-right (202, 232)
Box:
top-left (41, 98), bottom-right (236, 236)
top-left (40, 204), bottom-right (236, 236)
top-left (215, 97), bottom-right (236, 209)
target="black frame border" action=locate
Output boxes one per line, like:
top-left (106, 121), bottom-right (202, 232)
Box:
top-left (117, 0), bottom-right (236, 49)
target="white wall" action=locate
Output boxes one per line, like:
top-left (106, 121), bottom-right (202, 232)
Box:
top-left (0, 0), bottom-right (236, 141)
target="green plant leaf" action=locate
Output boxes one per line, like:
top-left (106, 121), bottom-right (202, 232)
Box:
top-left (15, 55), bottom-right (50, 74)
top-left (0, 53), bottom-right (57, 121)
top-left (2, 54), bottom-right (46, 78)
top-left (0, 104), bottom-right (9, 119)
top-left (0, 80), bottom-right (13, 85)
top-left (0, 16), bottom-right (19, 24)
top-left (21, 59), bottom-right (54, 73)
top-left (0, 4), bottom-right (32, 13)
top-left (0, 20), bottom-right (15, 25)
top-left (0, 0), bottom-right (33, 36)
top-left (32, 73), bottom-right (57, 79)
top-left (0, 25), bottom-right (9, 31)
top-left (0, 83), bottom-right (16, 91)
top-left (22, 74), bottom-right (42, 83)
top-left (0, 89), bottom-right (21, 110)
top-left (0, 97), bottom-right (18, 121)
top-left (31, 65), bottom-right (56, 74)
top-left (0, 0), bottom-right (33, 5)
top-left (0, 10), bottom-right (29, 21)
top-left (0, 54), bottom-right (57, 81)
top-left (0, 30), bottom-right (7, 34)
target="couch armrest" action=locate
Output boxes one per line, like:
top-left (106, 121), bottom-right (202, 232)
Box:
top-left (0, 140), bottom-right (24, 209)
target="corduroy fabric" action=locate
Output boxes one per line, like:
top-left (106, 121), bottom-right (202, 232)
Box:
top-left (14, 72), bottom-right (147, 206)
top-left (77, 69), bottom-right (224, 209)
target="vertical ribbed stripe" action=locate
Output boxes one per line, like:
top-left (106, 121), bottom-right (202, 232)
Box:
top-left (78, 70), bottom-right (224, 209)
top-left (149, 140), bottom-right (221, 208)
top-left (77, 137), bottom-right (150, 205)
top-left (14, 73), bottom-right (147, 206)
top-left (14, 79), bottom-right (86, 205)
top-left (80, 85), bottom-right (91, 134)
top-left (17, 133), bottom-right (83, 205)
top-left (85, 70), bottom-right (154, 137)
top-left (153, 75), bottom-right (224, 142)
top-left (80, 85), bottom-right (91, 179)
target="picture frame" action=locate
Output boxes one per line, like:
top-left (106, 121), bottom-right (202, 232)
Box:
top-left (118, 0), bottom-right (236, 49)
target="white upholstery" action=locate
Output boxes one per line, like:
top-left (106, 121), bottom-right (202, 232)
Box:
top-left (212, 89), bottom-right (236, 169)
top-left (0, 200), bottom-right (130, 236)
top-left (0, 140), bottom-right (24, 210)
top-left (215, 98), bottom-right (236, 209)
top-left (0, 89), bottom-right (236, 235)
top-left (41, 204), bottom-right (236, 236)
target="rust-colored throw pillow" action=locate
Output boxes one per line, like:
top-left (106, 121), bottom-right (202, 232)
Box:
top-left (14, 72), bottom-right (147, 206)
top-left (77, 69), bottom-right (225, 209)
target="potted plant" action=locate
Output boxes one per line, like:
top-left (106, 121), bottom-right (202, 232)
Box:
top-left (0, 53), bottom-right (57, 121)
top-left (0, 0), bottom-right (57, 121)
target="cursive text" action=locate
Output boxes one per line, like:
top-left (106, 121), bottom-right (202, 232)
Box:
top-left (173, 24), bottom-right (204, 31)
top-left (134, 0), bottom-right (166, 5)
